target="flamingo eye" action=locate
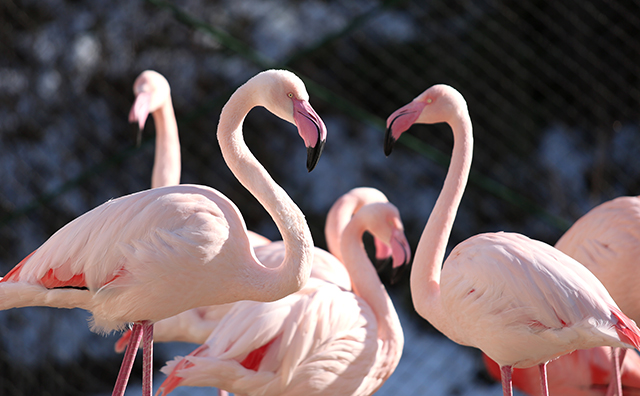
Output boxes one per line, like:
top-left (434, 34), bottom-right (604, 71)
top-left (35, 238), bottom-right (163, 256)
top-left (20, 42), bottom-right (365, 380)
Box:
top-left (426, 98), bottom-right (433, 104)
top-left (287, 93), bottom-right (294, 98)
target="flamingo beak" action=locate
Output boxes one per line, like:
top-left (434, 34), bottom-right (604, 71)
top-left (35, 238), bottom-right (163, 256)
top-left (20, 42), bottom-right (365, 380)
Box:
top-left (129, 91), bottom-right (151, 147)
top-left (389, 229), bottom-right (411, 284)
top-left (373, 237), bottom-right (393, 272)
top-left (385, 100), bottom-right (426, 156)
top-left (292, 98), bottom-right (327, 172)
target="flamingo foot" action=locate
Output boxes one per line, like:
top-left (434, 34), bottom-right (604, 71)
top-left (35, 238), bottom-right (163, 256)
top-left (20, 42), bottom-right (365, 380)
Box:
top-left (112, 323), bottom-right (144, 396)
top-left (501, 365), bottom-right (513, 396)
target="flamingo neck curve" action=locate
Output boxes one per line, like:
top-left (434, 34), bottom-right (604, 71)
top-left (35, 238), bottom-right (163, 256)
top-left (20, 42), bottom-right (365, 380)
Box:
top-left (340, 211), bottom-right (403, 382)
top-left (217, 80), bottom-right (314, 302)
top-left (410, 114), bottom-right (473, 319)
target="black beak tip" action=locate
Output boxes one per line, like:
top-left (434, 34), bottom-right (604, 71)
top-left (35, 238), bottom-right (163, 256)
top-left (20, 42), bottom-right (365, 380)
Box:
top-left (384, 128), bottom-right (395, 157)
top-left (374, 257), bottom-right (391, 273)
top-left (390, 263), bottom-right (408, 285)
top-left (306, 139), bottom-right (326, 172)
top-left (135, 127), bottom-right (143, 148)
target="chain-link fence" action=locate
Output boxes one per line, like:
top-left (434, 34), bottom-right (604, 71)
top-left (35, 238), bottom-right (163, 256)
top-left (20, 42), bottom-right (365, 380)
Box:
top-left (1, 0), bottom-right (639, 394)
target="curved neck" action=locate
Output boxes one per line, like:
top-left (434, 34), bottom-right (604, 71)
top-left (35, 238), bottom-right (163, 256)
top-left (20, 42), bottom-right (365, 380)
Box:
top-left (341, 216), bottom-right (403, 376)
top-left (217, 84), bottom-right (313, 301)
top-left (151, 97), bottom-right (181, 188)
top-left (410, 115), bottom-right (473, 315)
top-left (325, 200), bottom-right (360, 262)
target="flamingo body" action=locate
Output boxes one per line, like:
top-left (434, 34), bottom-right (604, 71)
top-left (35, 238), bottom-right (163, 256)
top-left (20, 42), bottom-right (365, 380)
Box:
top-left (555, 196), bottom-right (640, 323)
top-left (439, 232), bottom-right (638, 369)
top-left (157, 201), bottom-right (410, 396)
top-left (1, 184), bottom-right (267, 331)
top-left (113, 187), bottom-right (398, 350)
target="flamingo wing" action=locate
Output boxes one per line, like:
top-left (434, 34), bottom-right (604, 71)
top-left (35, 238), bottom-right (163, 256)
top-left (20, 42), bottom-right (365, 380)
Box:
top-left (556, 196), bottom-right (640, 322)
top-left (0, 184), bottom-right (256, 332)
top-left (440, 232), bottom-right (638, 367)
top-left (159, 278), bottom-right (377, 396)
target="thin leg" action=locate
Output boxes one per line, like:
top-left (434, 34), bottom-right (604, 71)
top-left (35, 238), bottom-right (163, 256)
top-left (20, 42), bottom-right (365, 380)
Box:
top-left (606, 347), bottom-right (626, 396)
top-left (501, 365), bottom-right (513, 396)
top-left (539, 362), bottom-right (549, 396)
top-left (112, 323), bottom-right (143, 396)
top-left (142, 321), bottom-right (154, 396)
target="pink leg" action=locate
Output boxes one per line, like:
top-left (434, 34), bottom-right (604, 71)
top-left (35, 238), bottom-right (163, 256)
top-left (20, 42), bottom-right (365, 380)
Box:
top-left (606, 347), bottom-right (626, 396)
top-left (112, 323), bottom-right (143, 396)
top-left (142, 321), bottom-right (154, 396)
top-left (539, 362), bottom-right (549, 396)
top-left (501, 365), bottom-right (513, 396)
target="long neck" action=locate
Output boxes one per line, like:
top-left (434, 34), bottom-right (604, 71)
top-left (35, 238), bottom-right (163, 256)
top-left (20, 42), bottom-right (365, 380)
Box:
top-left (325, 199), bottom-right (359, 262)
top-left (217, 84), bottom-right (313, 301)
top-left (151, 97), bottom-right (181, 188)
top-left (341, 218), bottom-right (403, 382)
top-left (410, 115), bottom-right (473, 317)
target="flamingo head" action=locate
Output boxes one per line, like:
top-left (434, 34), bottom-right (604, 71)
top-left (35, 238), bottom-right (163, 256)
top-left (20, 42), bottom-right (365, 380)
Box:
top-left (385, 84), bottom-right (466, 156)
top-left (129, 70), bottom-right (171, 144)
top-left (259, 69), bottom-right (327, 172)
top-left (351, 202), bottom-right (412, 284)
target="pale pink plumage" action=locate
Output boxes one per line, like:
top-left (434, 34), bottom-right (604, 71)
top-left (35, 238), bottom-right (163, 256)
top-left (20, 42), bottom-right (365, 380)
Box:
top-left (555, 196), bottom-right (640, 324)
top-left (482, 196), bottom-right (640, 394)
top-left (114, 187), bottom-right (399, 349)
top-left (0, 69), bottom-right (327, 396)
top-left (156, 201), bottom-right (410, 396)
top-left (483, 348), bottom-right (640, 396)
top-left (384, 84), bottom-right (640, 396)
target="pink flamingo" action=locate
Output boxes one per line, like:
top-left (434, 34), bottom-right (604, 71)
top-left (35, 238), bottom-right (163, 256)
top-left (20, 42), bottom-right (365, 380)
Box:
top-left (155, 200), bottom-right (410, 396)
top-left (128, 70), bottom-right (181, 188)
top-left (113, 186), bottom-right (401, 349)
top-left (483, 195), bottom-right (640, 395)
top-left (128, 69), bottom-right (271, 248)
top-left (384, 84), bottom-right (640, 396)
top-left (483, 347), bottom-right (640, 395)
top-left (0, 69), bottom-right (327, 396)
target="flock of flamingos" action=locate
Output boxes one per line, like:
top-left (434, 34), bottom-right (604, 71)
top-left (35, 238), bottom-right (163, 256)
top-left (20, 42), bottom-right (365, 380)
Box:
top-left (1, 68), bottom-right (640, 396)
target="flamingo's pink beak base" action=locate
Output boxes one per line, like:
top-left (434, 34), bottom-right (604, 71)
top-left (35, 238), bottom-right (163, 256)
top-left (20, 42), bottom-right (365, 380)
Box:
top-left (385, 100), bottom-right (427, 156)
top-left (292, 98), bottom-right (327, 172)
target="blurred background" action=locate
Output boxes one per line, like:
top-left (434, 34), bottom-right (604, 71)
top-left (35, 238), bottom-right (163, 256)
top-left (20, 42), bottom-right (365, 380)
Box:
top-left (1, 0), bottom-right (639, 394)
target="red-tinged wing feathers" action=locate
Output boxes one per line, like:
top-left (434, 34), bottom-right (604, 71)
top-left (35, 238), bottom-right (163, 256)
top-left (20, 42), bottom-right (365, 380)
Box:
top-left (40, 268), bottom-right (87, 289)
top-left (239, 339), bottom-right (276, 371)
top-left (612, 307), bottom-right (640, 349)
top-left (157, 344), bottom-right (210, 396)
top-left (1, 251), bottom-right (36, 282)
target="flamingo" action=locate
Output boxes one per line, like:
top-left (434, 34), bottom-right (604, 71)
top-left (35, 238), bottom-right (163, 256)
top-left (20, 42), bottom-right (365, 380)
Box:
top-left (383, 84), bottom-right (640, 396)
top-left (483, 196), bottom-right (640, 395)
top-left (155, 200), bottom-right (410, 396)
top-left (129, 69), bottom-right (272, 248)
top-left (482, 347), bottom-right (640, 395)
top-left (0, 69), bottom-right (327, 396)
top-left (112, 186), bottom-right (400, 349)
top-left (128, 70), bottom-right (181, 188)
